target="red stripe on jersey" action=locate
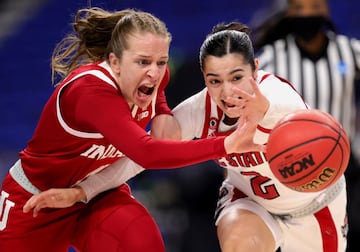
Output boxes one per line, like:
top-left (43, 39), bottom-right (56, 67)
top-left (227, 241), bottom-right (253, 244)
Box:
top-left (260, 73), bottom-right (271, 83)
top-left (314, 207), bottom-right (338, 251)
top-left (201, 92), bottom-right (224, 139)
top-left (201, 93), bottom-right (212, 139)
top-left (257, 124), bottom-right (271, 134)
top-left (231, 187), bottom-right (247, 202)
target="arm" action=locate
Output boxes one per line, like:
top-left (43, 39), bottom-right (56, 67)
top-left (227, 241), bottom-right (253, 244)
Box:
top-left (22, 114), bottom-right (178, 216)
top-left (77, 158), bottom-right (144, 202)
top-left (79, 114), bottom-right (179, 202)
top-left (78, 113), bottom-right (180, 202)
top-left (150, 114), bottom-right (181, 140)
top-left (64, 78), bottom-right (228, 168)
top-left (23, 157), bottom-right (145, 217)
top-left (23, 108), bottom-right (265, 217)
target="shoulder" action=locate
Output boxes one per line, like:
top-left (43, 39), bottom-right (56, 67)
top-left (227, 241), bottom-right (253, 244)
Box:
top-left (257, 70), bottom-right (279, 85)
top-left (329, 31), bottom-right (360, 46)
top-left (174, 88), bottom-right (208, 112)
top-left (60, 62), bottom-right (119, 91)
top-left (258, 70), bottom-right (299, 94)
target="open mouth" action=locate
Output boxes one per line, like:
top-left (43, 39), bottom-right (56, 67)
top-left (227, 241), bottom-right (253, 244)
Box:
top-left (222, 96), bottom-right (243, 109)
top-left (138, 85), bottom-right (155, 97)
top-left (222, 99), bottom-right (235, 108)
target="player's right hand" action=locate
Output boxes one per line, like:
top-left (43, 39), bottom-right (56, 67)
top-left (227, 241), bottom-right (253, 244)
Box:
top-left (23, 187), bottom-right (86, 217)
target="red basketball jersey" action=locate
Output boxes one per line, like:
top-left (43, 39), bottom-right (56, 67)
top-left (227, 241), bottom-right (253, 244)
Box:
top-left (19, 61), bottom-right (172, 190)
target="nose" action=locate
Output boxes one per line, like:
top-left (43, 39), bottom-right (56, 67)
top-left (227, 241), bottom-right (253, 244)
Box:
top-left (146, 64), bottom-right (161, 80)
top-left (223, 81), bottom-right (235, 97)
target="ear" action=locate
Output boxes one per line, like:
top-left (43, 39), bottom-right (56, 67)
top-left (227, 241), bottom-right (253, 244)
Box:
top-left (109, 52), bottom-right (121, 75)
top-left (253, 58), bottom-right (259, 79)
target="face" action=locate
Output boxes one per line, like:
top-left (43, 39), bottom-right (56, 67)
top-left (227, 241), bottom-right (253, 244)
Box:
top-left (202, 53), bottom-right (258, 118)
top-left (287, 0), bottom-right (329, 17)
top-left (109, 32), bottom-right (169, 109)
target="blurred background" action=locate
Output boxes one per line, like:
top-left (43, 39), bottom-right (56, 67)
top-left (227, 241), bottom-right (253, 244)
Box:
top-left (0, 0), bottom-right (359, 251)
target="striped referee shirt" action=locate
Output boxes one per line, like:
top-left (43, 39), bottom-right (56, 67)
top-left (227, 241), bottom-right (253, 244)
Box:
top-left (257, 32), bottom-right (360, 140)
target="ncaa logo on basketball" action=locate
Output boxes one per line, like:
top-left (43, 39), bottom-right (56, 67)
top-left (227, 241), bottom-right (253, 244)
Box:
top-left (278, 153), bottom-right (315, 179)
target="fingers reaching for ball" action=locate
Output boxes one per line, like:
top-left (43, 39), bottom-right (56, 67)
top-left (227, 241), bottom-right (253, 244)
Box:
top-left (225, 77), bottom-right (269, 125)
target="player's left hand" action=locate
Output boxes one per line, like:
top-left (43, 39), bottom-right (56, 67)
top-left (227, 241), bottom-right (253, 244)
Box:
top-left (23, 187), bottom-right (85, 217)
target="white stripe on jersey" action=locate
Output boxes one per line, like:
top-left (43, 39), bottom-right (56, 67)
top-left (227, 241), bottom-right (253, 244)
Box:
top-left (56, 69), bottom-right (117, 139)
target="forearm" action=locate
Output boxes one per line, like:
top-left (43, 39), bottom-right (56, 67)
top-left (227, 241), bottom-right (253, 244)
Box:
top-left (77, 158), bottom-right (144, 202)
top-left (150, 114), bottom-right (181, 140)
top-left (78, 115), bottom-right (179, 202)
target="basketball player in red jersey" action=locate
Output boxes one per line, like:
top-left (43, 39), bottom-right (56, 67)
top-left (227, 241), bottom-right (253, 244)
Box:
top-left (28, 21), bottom-right (348, 251)
top-left (0, 8), bottom-right (266, 252)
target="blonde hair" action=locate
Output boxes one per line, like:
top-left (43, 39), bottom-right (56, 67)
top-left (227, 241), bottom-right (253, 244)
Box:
top-left (51, 7), bottom-right (171, 83)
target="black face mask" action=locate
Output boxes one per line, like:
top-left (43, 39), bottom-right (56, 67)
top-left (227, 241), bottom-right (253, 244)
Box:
top-left (284, 16), bottom-right (330, 41)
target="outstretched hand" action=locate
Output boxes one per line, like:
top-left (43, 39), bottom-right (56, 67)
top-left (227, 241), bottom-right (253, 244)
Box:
top-left (223, 77), bottom-right (269, 154)
top-left (23, 187), bottom-right (85, 217)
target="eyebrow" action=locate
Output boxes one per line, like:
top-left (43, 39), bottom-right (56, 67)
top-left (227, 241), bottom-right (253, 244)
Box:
top-left (135, 54), bottom-right (169, 60)
top-left (205, 68), bottom-right (244, 77)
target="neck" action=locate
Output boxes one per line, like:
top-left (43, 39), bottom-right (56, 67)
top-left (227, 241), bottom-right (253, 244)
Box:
top-left (223, 115), bottom-right (239, 126)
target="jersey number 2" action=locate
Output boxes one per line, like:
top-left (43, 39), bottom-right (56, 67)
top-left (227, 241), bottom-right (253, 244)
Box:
top-left (241, 171), bottom-right (279, 199)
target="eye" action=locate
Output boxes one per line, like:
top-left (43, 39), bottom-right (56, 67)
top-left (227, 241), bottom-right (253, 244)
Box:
top-left (157, 60), bottom-right (167, 66)
top-left (208, 79), bottom-right (221, 85)
top-left (231, 75), bottom-right (245, 83)
top-left (138, 59), bottom-right (150, 66)
top-left (233, 76), bottom-right (242, 82)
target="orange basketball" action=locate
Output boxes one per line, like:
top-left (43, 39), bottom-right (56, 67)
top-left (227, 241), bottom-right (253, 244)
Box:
top-left (266, 109), bottom-right (350, 192)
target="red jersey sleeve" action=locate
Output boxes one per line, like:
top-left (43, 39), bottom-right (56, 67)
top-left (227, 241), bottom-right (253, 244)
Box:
top-left (61, 75), bottom-right (226, 169)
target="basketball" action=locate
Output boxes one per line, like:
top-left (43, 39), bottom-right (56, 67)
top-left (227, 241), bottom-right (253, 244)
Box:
top-left (266, 109), bottom-right (350, 192)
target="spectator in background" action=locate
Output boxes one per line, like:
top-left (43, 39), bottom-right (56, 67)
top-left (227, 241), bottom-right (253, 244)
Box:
top-left (250, 0), bottom-right (360, 251)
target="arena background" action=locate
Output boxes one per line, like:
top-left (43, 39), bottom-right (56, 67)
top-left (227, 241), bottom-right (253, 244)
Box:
top-left (0, 0), bottom-right (359, 251)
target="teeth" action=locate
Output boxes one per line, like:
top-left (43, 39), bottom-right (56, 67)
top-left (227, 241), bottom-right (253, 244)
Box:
top-left (138, 85), bottom-right (154, 96)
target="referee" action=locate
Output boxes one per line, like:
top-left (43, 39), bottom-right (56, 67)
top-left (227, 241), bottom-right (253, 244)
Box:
top-left (251, 0), bottom-right (360, 251)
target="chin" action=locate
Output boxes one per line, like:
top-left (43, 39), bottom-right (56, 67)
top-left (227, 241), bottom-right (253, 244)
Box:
top-left (224, 111), bottom-right (240, 119)
top-left (136, 100), bottom-right (151, 109)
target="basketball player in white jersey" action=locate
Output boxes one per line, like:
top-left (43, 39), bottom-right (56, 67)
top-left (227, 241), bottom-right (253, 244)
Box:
top-left (24, 22), bottom-right (348, 251)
